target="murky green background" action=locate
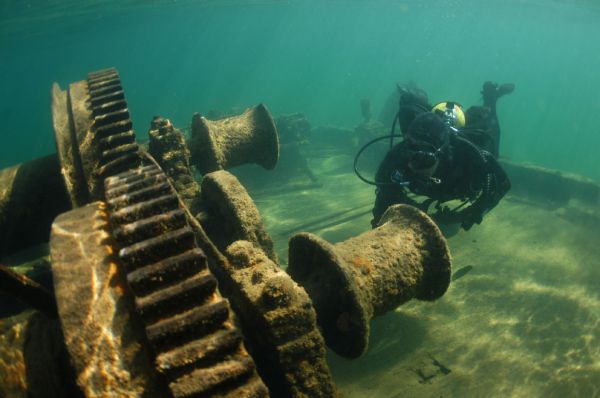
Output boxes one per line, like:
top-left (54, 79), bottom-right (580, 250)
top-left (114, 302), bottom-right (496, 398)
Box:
top-left (1, 0), bottom-right (600, 181)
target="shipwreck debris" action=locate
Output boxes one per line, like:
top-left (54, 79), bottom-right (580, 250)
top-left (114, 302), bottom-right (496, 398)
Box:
top-left (288, 204), bottom-right (452, 358)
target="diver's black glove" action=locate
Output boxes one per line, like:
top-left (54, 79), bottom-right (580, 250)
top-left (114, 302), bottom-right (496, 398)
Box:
top-left (432, 206), bottom-right (462, 225)
top-left (432, 205), bottom-right (483, 230)
top-left (460, 208), bottom-right (483, 231)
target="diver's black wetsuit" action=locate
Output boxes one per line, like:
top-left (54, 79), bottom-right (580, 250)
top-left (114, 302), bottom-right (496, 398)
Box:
top-left (371, 86), bottom-right (511, 230)
top-left (371, 133), bottom-right (510, 229)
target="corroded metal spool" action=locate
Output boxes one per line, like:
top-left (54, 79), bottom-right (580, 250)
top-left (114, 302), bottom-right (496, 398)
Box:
top-left (287, 204), bottom-right (452, 358)
top-left (190, 105), bottom-right (279, 174)
top-left (199, 170), bottom-right (277, 263)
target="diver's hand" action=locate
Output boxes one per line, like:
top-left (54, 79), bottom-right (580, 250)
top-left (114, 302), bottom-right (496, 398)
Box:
top-left (432, 206), bottom-right (461, 225)
top-left (433, 205), bottom-right (483, 230)
top-left (460, 209), bottom-right (483, 231)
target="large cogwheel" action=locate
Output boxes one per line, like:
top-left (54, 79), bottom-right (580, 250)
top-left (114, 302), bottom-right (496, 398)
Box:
top-left (104, 163), bottom-right (269, 397)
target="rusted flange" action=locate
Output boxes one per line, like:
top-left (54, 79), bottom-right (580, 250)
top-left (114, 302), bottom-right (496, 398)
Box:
top-left (200, 170), bottom-right (277, 263)
top-left (189, 104), bottom-right (279, 174)
top-left (221, 240), bottom-right (339, 398)
top-left (287, 204), bottom-right (452, 358)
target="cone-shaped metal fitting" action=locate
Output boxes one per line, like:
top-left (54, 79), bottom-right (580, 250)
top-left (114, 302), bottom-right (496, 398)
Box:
top-left (287, 204), bottom-right (452, 358)
top-left (190, 104), bottom-right (279, 174)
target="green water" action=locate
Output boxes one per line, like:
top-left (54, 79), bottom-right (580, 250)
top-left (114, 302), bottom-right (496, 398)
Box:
top-left (1, 1), bottom-right (600, 397)
top-left (1, 0), bottom-right (600, 181)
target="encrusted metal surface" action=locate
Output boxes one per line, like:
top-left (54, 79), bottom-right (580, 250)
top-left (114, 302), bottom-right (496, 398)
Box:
top-left (0, 311), bottom-right (79, 398)
top-left (51, 67), bottom-right (141, 205)
top-left (87, 68), bottom-right (141, 193)
top-left (50, 202), bottom-right (167, 397)
top-left (189, 105), bottom-right (279, 174)
top-left (288, 204), bottom-right (452, 358)
top-left (223, 240), bottom-right (339, 398)
top-left (147, 117), bottom-right (201, 215)
top-left (105, 164), bottom-right (269, 398)
top-left (200, 170), bottom-right (277, 263)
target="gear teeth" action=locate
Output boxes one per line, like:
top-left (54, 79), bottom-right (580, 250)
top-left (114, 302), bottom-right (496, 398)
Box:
top-left (170, 355), bottom-right (258, 398)
top-left (127, 249), bottom-right (207, 296)
top-left (86, 69), bottom-right (141, 184)
top-left (155, 328), bottom-right (242, 374)
top-left (224, 241), bottom-right (339, 397)
top-left (107, 174), bottom-right (169, 200)
top-left (94, 109), bottom-right (130, 127)
top-left (145, 296), bottom-right (229, 350)
top-left (106, 163), bottom-right (268, 397)
top-left (89, 76), bottom-right (121, 90)
top-left (101, 142), bottom-right (139, 162)
top-left (88, 67), bottom-right (118, 80)
top-left (98, 130), bottom-right (135, 151)
top-left (105, 165), bottom-right (161, 187)
top-left (118, 226), bottom-right (196, 270)
top-left (92, 99), bottom-right (127, 116)
top-left (113, 209), bottom-right (187, 244)
top-left (135, 271), bottom-right (217, 322)
top-left (110, 194), bottom-right (179, 225)
top-left (108, 180), bottom-right (172, 208)
top-left (262, 306), bottom-right (316, 344)
top-left (95, 120), bottom-right (133, 140)
top-left (90, 90), bottom-right (125, 108)
top-left (96, 151), bottom-right (142, 178)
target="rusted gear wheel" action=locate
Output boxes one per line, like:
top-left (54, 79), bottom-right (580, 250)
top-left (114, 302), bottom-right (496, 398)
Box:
top-left (50, 202), bottom-right (170, 397)
top-left (104, 163), bottom-right (269, 397)
top-left (52, 67), bottom-right (141, 205)
top-left (222, 241), bottom-right (339, 398)
top-left (199, 170), bottom-right (277, 263)
top-left (87, 68), bottom-right (141, 181)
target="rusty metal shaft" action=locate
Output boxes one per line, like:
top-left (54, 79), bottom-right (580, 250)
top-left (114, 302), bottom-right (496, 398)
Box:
top-left (0, 154), bottom-right (71, 257)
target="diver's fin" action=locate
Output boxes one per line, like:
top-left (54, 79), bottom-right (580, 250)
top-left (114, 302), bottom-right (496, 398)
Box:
top-left (481, 81), bottom-right (514, 106)
top-left (497, 83), bottom-right (515, 98)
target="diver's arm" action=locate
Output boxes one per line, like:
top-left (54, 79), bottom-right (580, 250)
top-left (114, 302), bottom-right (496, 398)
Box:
top-left (371, 142), bottom-right (417, 227)
top-left (459, 151), bottom-right (510, 229)
top-left (433, 136), bottom-right (510, 230)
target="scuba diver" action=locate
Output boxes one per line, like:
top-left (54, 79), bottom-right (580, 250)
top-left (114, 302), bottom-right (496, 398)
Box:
top-left (359, 81), bottom-right (513, 230)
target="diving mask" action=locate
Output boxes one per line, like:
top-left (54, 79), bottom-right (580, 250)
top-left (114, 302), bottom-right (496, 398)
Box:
top-left (406, 141), bottom-right (443, 177)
